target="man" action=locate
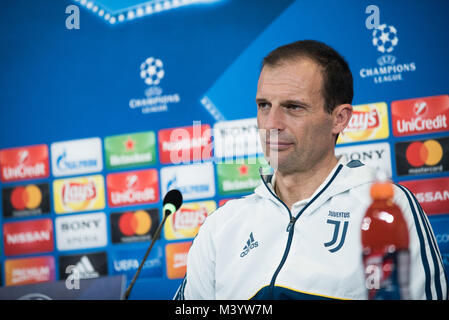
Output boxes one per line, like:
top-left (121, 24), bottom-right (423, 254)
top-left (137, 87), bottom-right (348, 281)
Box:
top-left (174, 40), bottom-right (447, 300)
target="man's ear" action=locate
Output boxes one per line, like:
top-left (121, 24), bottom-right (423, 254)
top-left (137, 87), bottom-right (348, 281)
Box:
top-left (332, 104), bottom-right (353, 135)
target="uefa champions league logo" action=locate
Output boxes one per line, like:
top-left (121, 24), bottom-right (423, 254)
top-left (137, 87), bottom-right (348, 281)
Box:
top-left (140, 57), bottom-right (165, 86)
top-left (128, 56), bottom-right (180, 114)
top-left (360, 7), bottom-right (416, 84)
top-left (372, 24), bottom-right (398, 54)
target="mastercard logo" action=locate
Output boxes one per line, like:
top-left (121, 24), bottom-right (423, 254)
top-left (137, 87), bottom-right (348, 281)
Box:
top-left (10, 185), bottom-right (42, 210)
top-left (405, 140), bottom-right (443, 167)
top-left (118, 210), bottom-right (152, 236)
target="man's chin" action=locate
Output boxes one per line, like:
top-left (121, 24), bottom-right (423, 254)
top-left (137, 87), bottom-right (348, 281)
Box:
top-left (264, 154), bottom-right (288, 172)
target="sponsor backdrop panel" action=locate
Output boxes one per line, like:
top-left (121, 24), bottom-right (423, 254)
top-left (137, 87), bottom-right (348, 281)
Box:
top-left (0, 0), bottom-right (448, 299)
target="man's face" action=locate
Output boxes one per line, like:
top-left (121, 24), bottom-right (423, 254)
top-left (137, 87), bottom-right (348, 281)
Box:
top-left (256, 58), bottom-right (336, 174)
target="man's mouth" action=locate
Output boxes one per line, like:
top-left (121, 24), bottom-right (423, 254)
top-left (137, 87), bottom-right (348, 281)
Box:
top-left (265, 141), bottom-right (294, 150)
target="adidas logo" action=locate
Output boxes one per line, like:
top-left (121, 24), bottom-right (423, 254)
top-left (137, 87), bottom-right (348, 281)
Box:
top-left (240, 232), bottom-right (258, 258)
top-left (72, 255), bottom-right (100, 279)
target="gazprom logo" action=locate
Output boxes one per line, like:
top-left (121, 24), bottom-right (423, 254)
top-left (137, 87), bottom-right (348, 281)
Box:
top-left (165, 175), bottom-right (210, 196)
top-left (51, 138), bottom-right (103, 177)
top-left (161, 163), bottom-right (215, 201)
top-left (56, 150), bottom-right (98, 172)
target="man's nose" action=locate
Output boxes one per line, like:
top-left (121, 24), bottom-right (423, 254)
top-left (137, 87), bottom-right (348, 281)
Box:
top-left (263, 105), bottom-right (285, 131)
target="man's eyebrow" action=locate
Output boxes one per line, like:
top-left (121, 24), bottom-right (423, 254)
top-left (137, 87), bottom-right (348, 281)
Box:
top-left (255, 98), bottom-right (312, 108)
top-left (281, 99), bottom-right (311, 108)
top-left (255, 97), bottom-right (269, 103)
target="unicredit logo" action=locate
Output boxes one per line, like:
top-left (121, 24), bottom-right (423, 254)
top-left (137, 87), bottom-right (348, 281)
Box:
top-left (2, 163), bottom-right (46, 181)
top-left (126, 175), bottom-right (138, 188)
top-left (107, 169), bottom-right (159, 207)
top-left (0, 145), bottom-right (49, 183)
top-left (392, 95), bottom-right (449, 137)
top-left (405, 140), bottom-right (443, 167)
top-left (414, 101), bottom-right (428, 116)
top-left (110, 188), bottom-right (156, 205)
top-left (18, 150), bottom-right (29, 162)
top-left (396, 115), bottom-right (447, 134)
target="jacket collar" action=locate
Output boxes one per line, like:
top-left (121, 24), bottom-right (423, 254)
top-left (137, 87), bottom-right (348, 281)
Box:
top-left (255, 158), bottom-right (377, 210)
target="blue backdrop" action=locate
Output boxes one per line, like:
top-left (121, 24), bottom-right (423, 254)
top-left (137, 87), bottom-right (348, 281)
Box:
top-left (1, 0), bottom-right (448, 299)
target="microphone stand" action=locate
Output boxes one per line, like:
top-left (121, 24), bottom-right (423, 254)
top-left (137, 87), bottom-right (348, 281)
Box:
top-left (122, 210), bottom-right (169, 300)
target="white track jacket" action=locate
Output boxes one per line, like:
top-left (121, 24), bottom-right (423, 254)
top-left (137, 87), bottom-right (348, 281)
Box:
top-left (174, 159), bottom-right (448, 300)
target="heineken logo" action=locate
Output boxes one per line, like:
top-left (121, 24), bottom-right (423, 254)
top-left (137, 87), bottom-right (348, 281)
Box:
top-left (104, 131), bottom-right (156, 169)
top-left (216, 158), bottom-right (268, 195)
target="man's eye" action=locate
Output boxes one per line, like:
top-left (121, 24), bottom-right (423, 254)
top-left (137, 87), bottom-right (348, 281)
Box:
top-left (258, 102), bottom-right (270, 109)
top-left (286, 104), bottom-right (302, 110)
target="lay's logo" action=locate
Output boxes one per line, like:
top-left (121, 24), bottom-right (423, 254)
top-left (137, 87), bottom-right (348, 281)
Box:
top-left (346, 108), bottom-right (380, 132)
top-left (164, 201), bottom-right (216, 240)
top-left (62, 181), bottom-right (97, 204)
top-left (337, 103), bottom-right (389, 144)
top-left (53, 175), bottom-right (105, 214)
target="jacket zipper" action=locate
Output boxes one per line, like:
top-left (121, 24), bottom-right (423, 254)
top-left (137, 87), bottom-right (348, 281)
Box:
top-left (260, 164), bottom-right (344, 299)
top-left (259, 177), bottom-right (296, 298)
top-left (286, 217), bottom-right (296, 232)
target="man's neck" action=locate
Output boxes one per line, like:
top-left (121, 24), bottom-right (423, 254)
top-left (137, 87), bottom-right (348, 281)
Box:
top-left (274, 154), bottom-right (339, 211)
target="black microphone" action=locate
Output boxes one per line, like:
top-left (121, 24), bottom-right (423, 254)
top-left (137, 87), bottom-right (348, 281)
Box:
top-left (123, 189), bottom-right (183, 300)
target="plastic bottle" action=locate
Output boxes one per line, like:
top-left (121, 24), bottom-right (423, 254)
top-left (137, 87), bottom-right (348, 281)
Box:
top-left (361, 172), bottom-right (410, 300)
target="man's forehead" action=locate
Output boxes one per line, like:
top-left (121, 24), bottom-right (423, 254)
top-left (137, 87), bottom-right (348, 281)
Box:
top-left (257, 58), bottom-right (324, 98)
